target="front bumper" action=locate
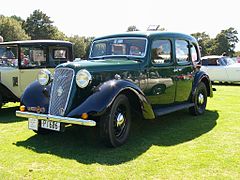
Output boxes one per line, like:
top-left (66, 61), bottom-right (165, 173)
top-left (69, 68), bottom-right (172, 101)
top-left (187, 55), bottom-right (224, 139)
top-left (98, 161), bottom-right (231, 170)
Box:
top-left (16, 111), bottom-right (96, 127)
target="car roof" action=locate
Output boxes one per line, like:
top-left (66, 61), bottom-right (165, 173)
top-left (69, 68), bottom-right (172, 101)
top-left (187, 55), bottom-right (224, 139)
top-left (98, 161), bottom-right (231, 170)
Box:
top-left (0, 40), bottom-right (73, 46)
top-left (93, 31), bottom-right (198, 43)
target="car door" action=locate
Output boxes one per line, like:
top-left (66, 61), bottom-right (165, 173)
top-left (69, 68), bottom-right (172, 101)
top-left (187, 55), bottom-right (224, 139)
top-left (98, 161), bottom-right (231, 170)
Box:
top-left (19, 46), bottom-right (53, 92)
top-left (202, 58), bottom-right (228, 81)
top-left (174, 39), bottom-right (194, 103)
top-left (225, 65), bottom-right (240, 82)
top-left (146, 39), bottom-right (176, 106)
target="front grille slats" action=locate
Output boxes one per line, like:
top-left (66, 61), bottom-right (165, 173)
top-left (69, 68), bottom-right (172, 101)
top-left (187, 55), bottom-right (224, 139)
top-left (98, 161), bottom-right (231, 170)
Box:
top-left (49, 68), bottom-right (74, 116)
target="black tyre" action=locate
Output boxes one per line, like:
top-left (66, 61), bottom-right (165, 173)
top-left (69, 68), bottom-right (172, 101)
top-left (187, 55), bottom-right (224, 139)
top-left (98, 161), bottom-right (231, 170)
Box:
top-left (189, 82), bottom-right (207, 115)
top-left (100, 94), bottom-right (131, 147)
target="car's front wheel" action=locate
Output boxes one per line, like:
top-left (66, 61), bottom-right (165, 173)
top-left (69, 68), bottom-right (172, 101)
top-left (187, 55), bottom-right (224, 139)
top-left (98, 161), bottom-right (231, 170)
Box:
top-left (189, 82), bottom-right (207, 115)
top-left (100, 94), bottom-right (131, 147)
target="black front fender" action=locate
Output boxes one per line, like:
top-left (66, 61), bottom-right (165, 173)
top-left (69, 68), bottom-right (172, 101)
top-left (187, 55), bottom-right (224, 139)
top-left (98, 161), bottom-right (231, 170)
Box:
top-left (68, 79), bottom-right (155, 119)
top-left (21, 80), bottom-right (51, 113)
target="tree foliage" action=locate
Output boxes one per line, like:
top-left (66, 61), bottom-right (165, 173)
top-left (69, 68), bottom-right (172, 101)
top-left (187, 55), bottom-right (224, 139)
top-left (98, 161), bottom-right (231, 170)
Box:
top-left (127, 25), bottom-right (139, 32)
top-left (68, 36), bottom-right (94, 59)
top-left (191, 27), bottom-right (238, 56)
top-left (191, 32), bottom-right (213, 56)
top-left (213, 28), bottom-right (238, 56)
top-left (0, 15), bottom-right (29, 41)
top-left (24, 10), bottom-right (65, 40)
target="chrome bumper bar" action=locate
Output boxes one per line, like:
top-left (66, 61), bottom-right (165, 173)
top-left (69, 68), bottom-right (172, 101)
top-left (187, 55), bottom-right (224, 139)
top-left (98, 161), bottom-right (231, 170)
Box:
top-left (16, 111), bottom-right (96, 127)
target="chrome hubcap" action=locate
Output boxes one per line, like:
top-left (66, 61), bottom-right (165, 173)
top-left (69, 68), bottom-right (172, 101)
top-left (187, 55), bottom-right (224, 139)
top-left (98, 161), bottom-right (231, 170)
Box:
top-left (198, 93), bottom-right (204, 105)
top-left (116, 113), bottom-right (125, 127)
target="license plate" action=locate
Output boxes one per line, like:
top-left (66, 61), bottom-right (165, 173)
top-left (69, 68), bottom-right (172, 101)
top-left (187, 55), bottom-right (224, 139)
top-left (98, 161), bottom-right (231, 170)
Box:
top-left (28, 118), bottom-right (38, 131)
top-left (41, 120), bottom-right (60, 131)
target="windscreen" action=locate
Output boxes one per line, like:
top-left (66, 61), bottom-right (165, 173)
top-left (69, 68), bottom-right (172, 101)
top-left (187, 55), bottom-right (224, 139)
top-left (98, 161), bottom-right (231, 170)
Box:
top-left (90, 37), bottom-right (147, 59)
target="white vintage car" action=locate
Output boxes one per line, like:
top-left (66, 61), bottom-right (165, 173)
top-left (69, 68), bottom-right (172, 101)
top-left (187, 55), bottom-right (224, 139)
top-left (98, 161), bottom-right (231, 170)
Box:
top-left (0, 40), bottom-right (73, 108)
top-left (201, 55), bottom-right (240, 83)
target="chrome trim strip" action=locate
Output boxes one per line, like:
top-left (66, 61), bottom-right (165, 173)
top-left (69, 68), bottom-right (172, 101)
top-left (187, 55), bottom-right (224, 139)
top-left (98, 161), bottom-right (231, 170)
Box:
top-left (16, 111), bottom-right (96, 127)
top-left (48, 68), bottom-right (75, 116)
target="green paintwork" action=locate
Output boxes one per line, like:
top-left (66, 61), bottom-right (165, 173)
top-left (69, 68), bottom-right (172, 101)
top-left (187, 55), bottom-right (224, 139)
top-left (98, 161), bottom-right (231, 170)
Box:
top-left (53, 31), bottom-right (207, 118)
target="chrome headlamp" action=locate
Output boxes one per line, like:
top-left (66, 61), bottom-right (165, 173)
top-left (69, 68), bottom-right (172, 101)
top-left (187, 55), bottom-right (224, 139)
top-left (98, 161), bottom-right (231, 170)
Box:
top-left (37, 69), bottom-right (52, 86)
top-left (76, 69), bottom-right (92, 88)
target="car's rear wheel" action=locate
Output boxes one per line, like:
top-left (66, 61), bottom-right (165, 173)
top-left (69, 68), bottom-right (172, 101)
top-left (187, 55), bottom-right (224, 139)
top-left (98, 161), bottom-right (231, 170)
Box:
top-left (100, 94), bottom-right (131, 147)
top-left (189, 82), bottom-right (207, 115)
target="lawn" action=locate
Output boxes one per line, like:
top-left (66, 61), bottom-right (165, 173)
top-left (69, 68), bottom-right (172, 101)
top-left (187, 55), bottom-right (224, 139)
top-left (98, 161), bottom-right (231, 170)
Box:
top-left (0, 85), bottom-right (239, 179)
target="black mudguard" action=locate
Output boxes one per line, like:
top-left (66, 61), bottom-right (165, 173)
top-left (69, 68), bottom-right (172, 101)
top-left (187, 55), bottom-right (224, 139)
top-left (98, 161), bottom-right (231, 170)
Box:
top-left (20, 80), bottom-right (51, 113)
top-left (68, 79), bottom-right (155, 119)
top-left (0, 83), bottom-right (19, 103)
top-left (192, 70), bottom-right (213, 98)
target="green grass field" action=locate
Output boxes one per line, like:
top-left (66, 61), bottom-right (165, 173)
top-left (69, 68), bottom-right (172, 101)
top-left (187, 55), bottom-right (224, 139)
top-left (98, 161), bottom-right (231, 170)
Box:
top-left (0, 85), bottom-right (239, 179)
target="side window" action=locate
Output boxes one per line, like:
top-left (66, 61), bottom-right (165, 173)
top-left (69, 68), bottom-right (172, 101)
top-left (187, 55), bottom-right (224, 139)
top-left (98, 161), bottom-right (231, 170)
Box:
top-left (202, 59), bottom-right (208, 65)
top-left (20, 47), bottom-right (47, 68)
top-left (0, 46), bottom-right (18, 67)
top-left (208, 58), bottom-right (219, 66)
top-left (190, 44), bottom-right (199, 66)
top-left (49, 47), bottom-right (69, 67)
top-left (151, 40), bottom-right (172, 64)
top-left (175, 40), bottom-right (190, 64)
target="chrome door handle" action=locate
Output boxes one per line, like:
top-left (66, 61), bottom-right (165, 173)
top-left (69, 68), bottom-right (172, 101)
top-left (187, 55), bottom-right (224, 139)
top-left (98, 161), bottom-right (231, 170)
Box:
top-left (173, 68), bottom-right (182, 72)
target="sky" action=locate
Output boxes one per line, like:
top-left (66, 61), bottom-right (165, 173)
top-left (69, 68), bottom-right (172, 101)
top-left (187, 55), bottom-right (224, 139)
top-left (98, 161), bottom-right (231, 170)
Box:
top-left (1, 0), bottom-right (240, 50)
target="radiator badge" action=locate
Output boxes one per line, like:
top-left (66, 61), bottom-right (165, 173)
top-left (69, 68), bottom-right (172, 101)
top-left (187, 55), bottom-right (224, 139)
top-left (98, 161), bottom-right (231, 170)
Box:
top-left (59, 108), bottom-right (65, 116)
top-left (57, 86), bottom-right (64, 97)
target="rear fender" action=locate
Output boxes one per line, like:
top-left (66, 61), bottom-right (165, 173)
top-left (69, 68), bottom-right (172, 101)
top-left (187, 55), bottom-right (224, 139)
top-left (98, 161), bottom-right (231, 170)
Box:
top-left (192, 70), bottom-right (213, 98)
top-left (68, 79), bottom-right (155, 119)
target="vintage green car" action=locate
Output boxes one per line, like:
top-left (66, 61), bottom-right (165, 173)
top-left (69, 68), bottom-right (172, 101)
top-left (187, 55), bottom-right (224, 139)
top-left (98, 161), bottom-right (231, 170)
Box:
top-left (0, 40), bottom-right (73, 108)
top-left (16, 32), bottom-right (213, 147)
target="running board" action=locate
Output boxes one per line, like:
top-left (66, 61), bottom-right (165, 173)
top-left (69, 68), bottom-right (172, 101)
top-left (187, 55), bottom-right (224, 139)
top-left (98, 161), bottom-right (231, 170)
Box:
top-left (154, 103), bottom-right (195, 117)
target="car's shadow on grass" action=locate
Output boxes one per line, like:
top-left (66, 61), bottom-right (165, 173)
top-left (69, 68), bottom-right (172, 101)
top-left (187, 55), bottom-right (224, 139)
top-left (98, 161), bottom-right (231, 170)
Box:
top-left (15, 110), bottom-right (218, 165)
top-left (0, 106), bottom-right (24, 123)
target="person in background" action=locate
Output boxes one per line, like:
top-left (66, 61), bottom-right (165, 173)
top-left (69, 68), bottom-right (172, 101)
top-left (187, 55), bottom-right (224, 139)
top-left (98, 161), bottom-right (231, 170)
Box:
top-left (0, 35), bottom-right (3, 42)
top-left (222, 52), bottom-right (227, 56)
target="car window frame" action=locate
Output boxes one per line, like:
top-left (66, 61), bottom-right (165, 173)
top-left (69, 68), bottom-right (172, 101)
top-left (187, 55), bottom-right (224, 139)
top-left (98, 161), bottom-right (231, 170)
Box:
top-left (89, 37), bottom-right (148, 59)
top-left (19, 45), bottom-right (48, 69)
top-left (150, 38), bottom-right (174, 67)
top-left (175, 39), bottom-right (192, 66)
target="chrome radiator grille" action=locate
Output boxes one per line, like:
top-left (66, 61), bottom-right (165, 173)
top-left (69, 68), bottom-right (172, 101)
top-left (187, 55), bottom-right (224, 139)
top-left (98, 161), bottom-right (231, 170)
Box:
top-left (49, 68), bottom-right (74, 116)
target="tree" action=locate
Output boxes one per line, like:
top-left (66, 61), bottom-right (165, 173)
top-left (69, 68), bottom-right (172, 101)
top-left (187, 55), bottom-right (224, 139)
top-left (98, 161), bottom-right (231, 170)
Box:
top-left (0, 15), bottom-right (29, 41)
top-left (127, 25), bottom-right (139, 32)
top-left (11, 15), bottom-right (25, 27)
top-left (25, 9), bottom-right (65, 40)
top-left (234, 51), bottom-right (240, 57)
top-left (68, 36), bottom-right (94, 59)
top-left (213, 27), bottom-right (238, 56)
top-left (191, 32), bottom-right (213, 56)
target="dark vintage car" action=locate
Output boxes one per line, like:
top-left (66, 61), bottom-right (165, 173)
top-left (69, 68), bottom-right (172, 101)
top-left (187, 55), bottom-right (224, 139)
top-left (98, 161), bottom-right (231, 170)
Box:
top-left (0, 40), bottom-right (73, 108)
top-left (16, 32), bottom-right (213, 147)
